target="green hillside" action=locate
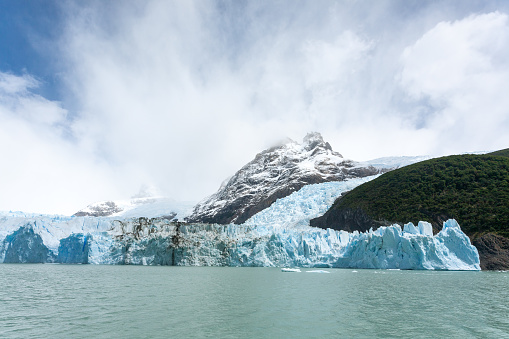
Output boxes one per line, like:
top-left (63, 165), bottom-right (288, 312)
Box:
top-left (327, 154), bottom-right (509, 238)
top-left (488, 148), bottom-right (509, 158)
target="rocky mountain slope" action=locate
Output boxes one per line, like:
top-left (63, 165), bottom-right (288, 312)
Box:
top-left (311, 153), bottom-right (509, 270)
top-left (185, 133), bottom-right (384, 224)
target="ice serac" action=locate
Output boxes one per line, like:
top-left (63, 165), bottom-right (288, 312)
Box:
top-left (186, 132), bottom-right (383, 224)
top-left (1, 226), bottom-right (55, 263)
top-left (57, 234), bottom-right (90, 264)
top-left (335, 221), bottom-right (479, 270)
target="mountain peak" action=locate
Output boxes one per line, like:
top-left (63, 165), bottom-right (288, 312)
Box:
top-left (303, 131), bottom-right (324, 144)
top-left (302, 132), bottom-right (334, 152)
top-left (186, 132), bottom-right (380, 224)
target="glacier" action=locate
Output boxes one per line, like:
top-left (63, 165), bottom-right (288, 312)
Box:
top-left (0, 179), bottom-right (480, 270)
top-left (243, 177), bottom-right (380, 230)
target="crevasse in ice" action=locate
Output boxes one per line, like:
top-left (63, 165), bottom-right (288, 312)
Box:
top-left (0, 179), bottom-right (480, 270)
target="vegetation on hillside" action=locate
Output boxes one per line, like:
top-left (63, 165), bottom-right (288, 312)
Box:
top-left (332, 154), bottom-right (509, 238)
top-left (488, 148), bottom-right (509, 158)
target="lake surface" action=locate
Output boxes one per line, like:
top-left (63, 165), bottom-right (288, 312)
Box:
top-left (0, 265), bottom-right (508, 338)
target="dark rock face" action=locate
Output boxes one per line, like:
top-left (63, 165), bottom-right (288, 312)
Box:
top-left (310, 206), bottom-right (390, 233)
top-left (473, 233), bottom-right (509, 270)
top-left (3, 226), bottom-right (54, 263)
top-left (311, 204), bottom-right (445, 234)
top-left (186, 132), bottom-right (381, 225)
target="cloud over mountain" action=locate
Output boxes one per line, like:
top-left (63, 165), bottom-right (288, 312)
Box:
top-left (1, 1), bottom-right (509, 214)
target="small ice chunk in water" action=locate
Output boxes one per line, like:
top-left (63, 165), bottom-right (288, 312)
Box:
top-left (281, 268), bottom-right (301, 272)
top-left (306, 270), bottom-right (330, 273)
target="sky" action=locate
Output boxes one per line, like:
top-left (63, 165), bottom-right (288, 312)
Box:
top-left (1, 0), bottom-right (509, 215)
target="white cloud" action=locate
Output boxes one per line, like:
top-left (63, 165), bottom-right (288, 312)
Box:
top-left (399, 11), bottom-right (509, 154)
top-left (57, 1), bottom-right (381, 202)
top-left (302, 32), bottom-right (372, 88)
top-left (0, 72), bottom-right (123, 214)
top-left (57, 3), bottom-right (509, 203)
top-left (0, 72), bottom-right (38, 95)
top-left (3, 2), bottom-right (509, 214)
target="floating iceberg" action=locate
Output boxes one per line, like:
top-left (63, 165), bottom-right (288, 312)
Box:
top-left (306, 270), bottom-right (330, 273)
top-left (281, 268), bottom-right (301, 272)
top-left (0, 181), bottom-right (480, 270)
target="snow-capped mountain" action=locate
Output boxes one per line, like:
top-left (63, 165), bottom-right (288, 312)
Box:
top-left (186, 132), bottom-right (384, 224)
top-left (73, 197), bottom-right (194, 221)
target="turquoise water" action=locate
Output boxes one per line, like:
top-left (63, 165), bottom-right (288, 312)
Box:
top-left (0, 265), bottom-right (508, 338)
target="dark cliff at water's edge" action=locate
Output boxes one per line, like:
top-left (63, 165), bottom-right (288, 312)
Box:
top-left (311, 153), bottom-right (509, 270)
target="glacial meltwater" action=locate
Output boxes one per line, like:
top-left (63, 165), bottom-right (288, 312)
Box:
top-left (0, 265), bottom-right (507, 338)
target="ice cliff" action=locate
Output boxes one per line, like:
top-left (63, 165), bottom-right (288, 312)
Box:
top-left (0, 179), bottom-right (480, 270)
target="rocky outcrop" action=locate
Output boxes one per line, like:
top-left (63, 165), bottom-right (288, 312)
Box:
top-left (310, 206), bottom-right (390, 233)
top-left (472, 233), bottom-right (509, 270)
top-left (186, 132), bottom-right (382, 224)
top-left (311, 204), bottom-right (445, 234)
top-left (74, 201), bottom-right (123, 217)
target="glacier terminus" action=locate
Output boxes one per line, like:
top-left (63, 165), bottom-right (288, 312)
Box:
top-left (0, 178), bottom-right (480, 270)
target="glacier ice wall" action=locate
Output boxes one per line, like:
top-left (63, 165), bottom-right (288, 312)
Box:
top-left (0, 215), bottom-right (480, 270)
top-left (0, 181), bottom-right (480, 270)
